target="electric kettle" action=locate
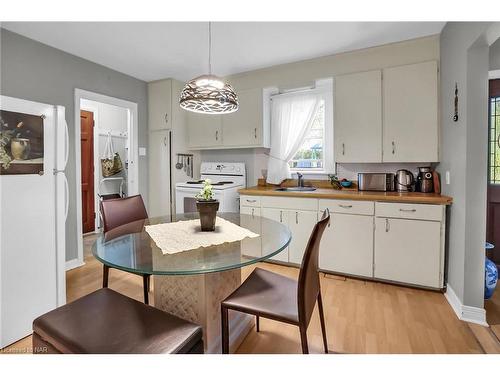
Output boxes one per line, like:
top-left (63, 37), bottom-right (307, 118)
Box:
top-left (395, 169), bottom-right (414, 192)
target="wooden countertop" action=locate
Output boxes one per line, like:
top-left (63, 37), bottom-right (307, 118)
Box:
top-left (238, 186), bottom-right (453, 205)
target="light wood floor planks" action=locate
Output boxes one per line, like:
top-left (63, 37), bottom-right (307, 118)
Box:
top-left (1, 233), bottom-right (489, 354)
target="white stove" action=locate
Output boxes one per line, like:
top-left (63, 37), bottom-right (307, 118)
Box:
top-left (175, 162), bottom-right (246, 214)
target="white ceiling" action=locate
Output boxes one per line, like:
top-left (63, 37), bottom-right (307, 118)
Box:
top-left (1, 22), bottom-right (445, 82)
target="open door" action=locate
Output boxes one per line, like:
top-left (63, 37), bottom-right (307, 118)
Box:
top-left (80, 110), bottom-right (95, 233)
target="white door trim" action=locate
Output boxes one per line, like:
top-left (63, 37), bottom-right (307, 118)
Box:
top-left (72, 89), bottom-right (139, 270)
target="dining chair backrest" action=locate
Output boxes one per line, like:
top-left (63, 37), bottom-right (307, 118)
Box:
top-left (297, 208), bottom-right (330, 325)
top-left (100, 195), bottom-right (148, 233)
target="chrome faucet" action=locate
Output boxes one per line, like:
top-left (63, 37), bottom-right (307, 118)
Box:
top-left (297, 172), bottom-right (304, 187)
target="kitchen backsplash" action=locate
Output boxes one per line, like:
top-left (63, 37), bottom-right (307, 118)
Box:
top-left (200, 149), bottom-right (437, 187)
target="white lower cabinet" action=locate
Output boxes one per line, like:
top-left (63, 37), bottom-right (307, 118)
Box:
top-left (374, 217), bottom-right (442, 288)
top-left (240, 206), bottom-right (262, 258)
top-left (319, 212), bottom-right (374, 277)
top-left (240, 195), bottom-right (445, 289)
top-left (288, 210), bottom-right (318, 264)
top-left (260, 207), bottom-right (290, 262)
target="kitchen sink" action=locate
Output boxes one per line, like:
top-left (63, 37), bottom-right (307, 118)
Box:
top-left (274, 187), bottom-right (317, 192)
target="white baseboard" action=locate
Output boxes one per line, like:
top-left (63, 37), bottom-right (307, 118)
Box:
top-left (65, 258), bottom-right (85, 271)
top-left (445, 283), bottom-right (488, 326)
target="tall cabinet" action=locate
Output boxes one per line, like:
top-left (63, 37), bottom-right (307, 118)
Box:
top-left (148, 79), bottom-right (172, 217)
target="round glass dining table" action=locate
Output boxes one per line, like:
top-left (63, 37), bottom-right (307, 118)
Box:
top-left (91, 212), bottom-right (291, 353)
top-left (91, 212), bottom-right (291, 276)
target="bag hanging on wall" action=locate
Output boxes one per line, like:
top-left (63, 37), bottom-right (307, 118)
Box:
top-left (101, 133), bottom-right (123, 177)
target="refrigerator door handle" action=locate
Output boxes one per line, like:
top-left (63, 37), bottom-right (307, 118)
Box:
top-left (63, 173), bottom-right (69, 220)
top-left (63, 116), bottom-right (69, 169)
top-left (56, 105), bottom-right (69, 170)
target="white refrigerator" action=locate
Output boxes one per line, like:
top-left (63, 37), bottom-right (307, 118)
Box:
top-left (0, 95), bottom-right (68, 348)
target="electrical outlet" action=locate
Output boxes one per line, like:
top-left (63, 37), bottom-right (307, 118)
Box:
top-left (139, 147), bottom-right (147, 156)
top-left (445, 171), bottom-right (450, 185)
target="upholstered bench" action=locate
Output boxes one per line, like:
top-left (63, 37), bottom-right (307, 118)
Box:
top-left (32, 288), bottom-right (203, 354)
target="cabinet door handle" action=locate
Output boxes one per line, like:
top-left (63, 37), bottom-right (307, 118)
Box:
top-left (164, 113), bottom-right (168, 124)
top-left (392, 141), bottom-right (395, 155)
top-left (342, 143), bottom-right (345, 156)
top-left (163, 136), bottom-right (167, 146)
top-left (338, 204), bottom-right (352, 209)
top-left (399, 208), bottom-right (417, 213)
top-left (215, 130), bottom-right (219, 141)
top-left (246, 199), bottom-right (257, 203)
top-left (251, 208), bottom-right (255, 218)
top-left (385, 218), bottom-right (390, 232)
top-left (295, 211), bottom-right (299, 224)
top-left (254, 128), bottom-right (257, 139)
top-left (280, 210), bottom-right (283, 223)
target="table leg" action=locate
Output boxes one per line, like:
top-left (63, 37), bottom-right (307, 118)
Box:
top-left (153, 269), bottom-right (254, 354)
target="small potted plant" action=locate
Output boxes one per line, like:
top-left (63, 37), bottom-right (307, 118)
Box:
top-left (195, 179), bottom-right (219, 231)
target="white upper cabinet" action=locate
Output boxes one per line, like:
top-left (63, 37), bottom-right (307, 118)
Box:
top-left (334, 70), bottom-right (382, 162)
top-left (148, 79), bottom-right (172, 131)
top-left (221, 88), bottom-right (267, 147)
top-left (186, 87), bottom-right (269, 149)
top-left (382, 61), bottom-right (439, 162)
top-left (186, 112), bottom-right (222, 148)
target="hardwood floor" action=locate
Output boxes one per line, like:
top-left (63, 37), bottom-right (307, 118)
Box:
top-left (484, 286), bottom-right (500, 342)
top-left (2, 233), bottom-right (488, 354)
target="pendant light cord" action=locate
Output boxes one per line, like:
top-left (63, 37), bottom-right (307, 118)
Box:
top-left (208, 21), bottom-right (212, 75)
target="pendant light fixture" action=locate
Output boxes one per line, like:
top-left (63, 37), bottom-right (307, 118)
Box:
top-left (179, 22), bottom-right (239, 114)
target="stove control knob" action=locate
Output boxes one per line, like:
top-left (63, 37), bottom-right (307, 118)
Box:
top-left (236, 167), bottom-right (241, 172)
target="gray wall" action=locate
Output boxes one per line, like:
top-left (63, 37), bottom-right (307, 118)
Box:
top-left (438, 22), bottom-right (493, 308)
top-left (0, 29), bottom-right (149, 262)
top-left (491, 38), bottom-right (500, 70)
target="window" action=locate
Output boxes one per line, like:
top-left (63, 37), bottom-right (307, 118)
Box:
top-left (489, 95), bottom-right (500, 184)
top-left (289, 101), bottom-right (325, 170)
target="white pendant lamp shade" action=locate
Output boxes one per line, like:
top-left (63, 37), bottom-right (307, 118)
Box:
top-left (179, 23), bottom-right (239, 114)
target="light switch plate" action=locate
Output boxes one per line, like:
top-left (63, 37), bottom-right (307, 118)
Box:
top-left (139, 147), bottom-right (147, 156)
top-left (445, 171), bottom-right (450, 185)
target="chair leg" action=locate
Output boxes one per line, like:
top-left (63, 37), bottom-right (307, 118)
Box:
top-left (317, 292), bottom-right (329, 353)
top-left (221, 306), bottom-right (229, 354)
top-left (143, 275), bottom-right (149, 305)
top-left (299, 326), bottom-right (309, 354)
top-left (102, 265), bottom-right (109, 288)
top-left (256, 316), bottom-right (260, 332)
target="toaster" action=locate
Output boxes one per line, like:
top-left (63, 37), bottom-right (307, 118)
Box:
top-left (357, 173), bottom-right (395, 192)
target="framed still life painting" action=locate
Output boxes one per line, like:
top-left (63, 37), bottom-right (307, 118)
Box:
top-left (0, 110), bottom-right (44, 175)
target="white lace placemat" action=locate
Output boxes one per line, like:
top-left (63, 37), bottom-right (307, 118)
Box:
top-left (145, 217), bottom-right (260, 255)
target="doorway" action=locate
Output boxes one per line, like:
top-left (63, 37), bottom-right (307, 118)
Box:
top-left (486, 78), bottom-right (500, 337)
top-left (80, 110), bottom-right (95, 233)
top-left (72, 89), bottom-right (139, 269)
top-left (487, 79), bottom-right (500, 260)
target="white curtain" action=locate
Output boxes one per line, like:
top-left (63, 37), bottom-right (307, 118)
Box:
top-left (266, 91), bottom-right (322, 185)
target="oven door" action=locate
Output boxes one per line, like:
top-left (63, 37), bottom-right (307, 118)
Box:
top-left (175, 187), bottom-right (224, 214)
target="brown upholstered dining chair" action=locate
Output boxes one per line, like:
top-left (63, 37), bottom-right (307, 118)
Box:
top-left (221, 208), bottom-right (330, 354)
top-left (100, 194), bottom-right (150, 304)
